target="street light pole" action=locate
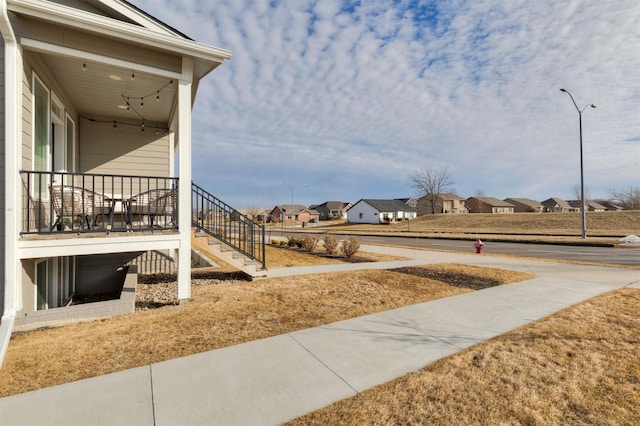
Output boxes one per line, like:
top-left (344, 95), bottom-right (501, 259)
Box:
top-left (281, 182), bottom-right (304, 229)
top-left (560, 88), bottom-right (596, 239)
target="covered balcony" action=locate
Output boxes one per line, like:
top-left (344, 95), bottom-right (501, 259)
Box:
top-left (20, 171), bottom-right (178, 236)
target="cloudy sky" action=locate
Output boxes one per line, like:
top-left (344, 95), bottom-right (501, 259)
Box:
top-left (130, 0), bottom-right (639, 209)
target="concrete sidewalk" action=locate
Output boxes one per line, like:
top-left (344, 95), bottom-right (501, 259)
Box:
top-left (1, 247), bottom-right (638, 425)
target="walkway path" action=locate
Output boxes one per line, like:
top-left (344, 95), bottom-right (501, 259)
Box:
top-left (1, 246), bottom-right (638, 425)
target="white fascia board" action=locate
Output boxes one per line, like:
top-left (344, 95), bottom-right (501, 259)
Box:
top-left (8, 0), bottom-right (231, 62)
top-left (17, 234), bottom-right (181, 259)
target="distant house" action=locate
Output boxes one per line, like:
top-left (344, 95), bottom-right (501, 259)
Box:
top-left (466, 197), bottom-right (515, 214)
top-left (504, 198), bottom-right (544, 213)
top-left (297, 208), bottom-right (320, 224)
top-left (541, 198), bottom-right (574, 213)
top-left (269, 204), bottom-right (307, 223)
top-left (395, 198), bottom-right (417, 208)
top-left (595, 200), bottom-right (624, 211)
top-left (310, 201), bottom-right (351, 220)
top-left (238, 209), bottom-right (269, 222)
top-left (417, 193), bottom-right (468, 215)
top-left (268, 204), bottom-right (319, 225)
top-left (347, 199), bottom-right (417, 224)
top-left (567, 200), bottom-right (607, 212)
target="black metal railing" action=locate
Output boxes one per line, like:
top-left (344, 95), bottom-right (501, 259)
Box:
top-left (20, 170), bottom-right (178, 234)
top-left (192, 182), bottom-right (266, 270)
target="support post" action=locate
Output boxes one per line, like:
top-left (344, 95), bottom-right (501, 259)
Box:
top-left (177, 58), bottom-right (193, 301)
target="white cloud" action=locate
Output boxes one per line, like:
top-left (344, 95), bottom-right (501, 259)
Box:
top-left (131, 0), bottom-right (640, 207)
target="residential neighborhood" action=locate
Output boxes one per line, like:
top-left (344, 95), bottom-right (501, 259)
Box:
top-left (252, 194), bottom-right (626, 226)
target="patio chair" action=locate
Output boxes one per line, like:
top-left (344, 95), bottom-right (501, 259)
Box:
top-left (129, 188), bottom-right (177, 228)
top-left (50, 185), bottom-right (111, 230)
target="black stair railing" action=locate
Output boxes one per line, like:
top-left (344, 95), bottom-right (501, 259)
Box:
top-left (192, 182), bottom-right (266, 270)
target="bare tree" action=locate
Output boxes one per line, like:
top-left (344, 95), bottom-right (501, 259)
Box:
top-left (474, 189), bottom-right (486, 197)
top-left (571, 184), bottom-right (591, 203)
top-left (410, 166), bottom-right (455, 214)
top-left (245, 206), bottom-right (263, 220)
top-left (609, 186), bottom-right (640, 210)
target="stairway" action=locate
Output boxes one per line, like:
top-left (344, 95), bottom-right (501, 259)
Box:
top-left (192, 231), bottom-right (267, 278)
top-left (191, 183), bottom-right (267, 279)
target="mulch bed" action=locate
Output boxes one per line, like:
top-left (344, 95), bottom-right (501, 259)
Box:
top-left (391, 267), bottom-right (503, 290)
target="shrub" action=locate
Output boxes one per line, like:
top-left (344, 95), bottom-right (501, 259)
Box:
top-left (287, 236), bottom-right (303, 248)
top-left (323, 234), bottom-right (339, 255)
top-left (341, 236), bottom-right (360, 258)
top-left (302, 235), bottom-right (319, 252)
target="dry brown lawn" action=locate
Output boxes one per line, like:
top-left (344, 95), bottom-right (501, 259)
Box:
top-left (288, 288), bottom-right (640, 425)
top-left (0, 264), bottom-right (532, 398)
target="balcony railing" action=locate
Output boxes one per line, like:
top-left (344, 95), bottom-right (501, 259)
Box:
top-left (20, 171), bottom-right (178, 235)
top-left (192, 183), bottom-right (266, 270)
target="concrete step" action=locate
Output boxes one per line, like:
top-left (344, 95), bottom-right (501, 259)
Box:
top-left (192, 231), bottom-right (267, 279)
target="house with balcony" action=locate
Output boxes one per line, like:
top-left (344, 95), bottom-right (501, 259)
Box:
top-left (1, 0), bottom-right (265, 367)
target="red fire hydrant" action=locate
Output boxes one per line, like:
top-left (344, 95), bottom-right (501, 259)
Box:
top-left (474, 239), bottom-right (484, 254)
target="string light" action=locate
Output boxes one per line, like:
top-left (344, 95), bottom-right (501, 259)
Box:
top-left (82, 63), bottom-right (86, 71)
top-left (80, 116), bottom-right (169, 134)
top-left (131, 72), bottom-right (135, 80)
top-left (120, 79), bottom-right (174, 121)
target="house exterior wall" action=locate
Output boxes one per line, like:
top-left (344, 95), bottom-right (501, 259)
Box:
top-left (13, 265), bottom-right (138, 332)
top-left (491, 206), bottom-right (514, 213)
top-left (466, 198), bottom-right (513, 213)
top-left (347, 202), bottom-right (381, 224)
top-left (21, 52), bottom-right (80, 171)
top-left (418, 196), bottom-right (467, 215)
top-left (21, 54), bottom-right (31, 171)
top-left (417, 197), bottom-right (440, 215)
top-left (465, 198), bottom-right (483, 213)
top-left (504, 199), bottom-right (543, 213)
top-left (19, 259), bottom-right (36, 316)
top-left (79, 119), bottom-right (170, 195)
top-left (297, 210), bottom-right (319, 223)
top-left (0, 38), bottom-right (5, 317)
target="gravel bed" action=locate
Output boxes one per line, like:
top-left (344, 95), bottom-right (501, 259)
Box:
top-left (135, 272), bottom-right (249, 310)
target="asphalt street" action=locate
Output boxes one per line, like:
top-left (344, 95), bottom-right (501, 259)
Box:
top-left (280, 232), bottom-right (640, 266)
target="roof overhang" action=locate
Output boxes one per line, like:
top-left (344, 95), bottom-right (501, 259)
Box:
top-left (8, 0), bottom-right (231, 80)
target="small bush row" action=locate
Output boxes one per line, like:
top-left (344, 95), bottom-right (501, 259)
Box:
top-left (275, 234), bottom-right (359, 258)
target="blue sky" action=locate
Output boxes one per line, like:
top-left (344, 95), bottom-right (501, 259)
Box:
top-left (130, 0), bottom-right (640, 210)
